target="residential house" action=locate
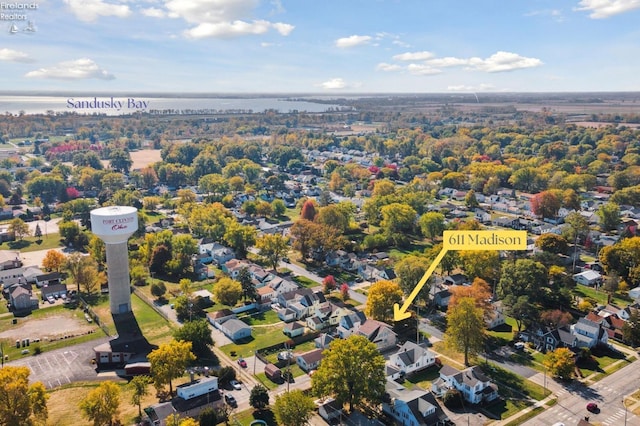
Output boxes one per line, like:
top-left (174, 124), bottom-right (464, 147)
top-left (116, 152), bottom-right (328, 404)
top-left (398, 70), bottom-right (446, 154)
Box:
top-left (573, 270), bottom-right (603, 287)
top-left (617, 304), bottom-right (640, 321)
top-left (492, 216), bottom-right (519, 229)
top-left (520, 326), bottom-right (574, 353)
top-left (217, 318), bottom-right (252, 342)
top-left (256, 285), bottom-right (276, 304)
top-left (317, 398), bottom-right (343, 424)
top-left (474, 209), bottom-right (491, 224)
top-left (0, 250), bottom-right (21, 270)
top-left (431, 365), bottom-right (499, 404)
top-left (268, 276), bottom-right (299, 297)
top-left (206, 309), bottom-right (236, 326)
top-left (382, 381), bottom-right (449, 426)
top-left (0, 225), bottom-right (15, 242)
top-left (433, 289), bottom-right (452, 309)
top-left (388, 342), bottom-right (437, 378)
top-left (314, 333), bottom-right (335, 349)
top-left (306, 315), bottom-right (326, 332)
top-left (486, 301), bottom-right (506, 330)
top-left (277, 289), bottom-right (323, 320)
top-left (10, 285), bottom-right (38, 311)
top-left (296, 348), bottom-right (323, 372)
top-left (628, 287), bottom-right (640, 300)
top-left (357, 320), bottom-right (397, 352)
top-left (337, 311), bottom-right (366, 339)
top-left (283, 321), bottom-right (306, 338)
top-left (571, 318), bottom-right (609, 348)
top-left (443, 274), bottom-right (468, 286)
top-left (35, 272), bottom-right (62, 288)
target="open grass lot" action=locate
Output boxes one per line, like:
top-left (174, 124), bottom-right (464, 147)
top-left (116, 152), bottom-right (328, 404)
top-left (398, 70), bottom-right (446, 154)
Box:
top-left (92, 293), bottom-right (175, 344)
top-left (47, 380), bottom-right (158, 426)
top-left (481, 363), bottom-right (549, 401)
top-left (487, 317), bottom-right (518, 346)
top-left (0, 234), bottom-right (63, 252)
top-left (220, 324), bottom-right (288, 358)
top-left (573, 285), bottom-right (631, 308)
top-left (432, 341), bottom-right (468, 367)
top-left (484, 397), bottom-right (534, 421)
top-left (239, 309), bottom-right (281, 326)
top-left (404, 365), bottom-right (441, 389)
top-left (292, 275), bottom-right (318, 288)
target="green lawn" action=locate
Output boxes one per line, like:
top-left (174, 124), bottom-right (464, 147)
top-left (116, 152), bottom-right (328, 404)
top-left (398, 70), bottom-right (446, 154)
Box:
top-left (573, 285), bottom-right (631, 308)
top-left (233, 408), bottom-right (277, 426)
top-left (0, 234), bottom-right (63, 252)
top-left (254, 373), bottom-right (280, 390)
top-left (239, 309), bottom-right (281, 326)
top-left (481, 363), bottom-right (550, 401)
top-left (404, 366), bottom-right (441, 389)
top-left (484, 397), bottom-right (534, 421)
top-left (220, 325), bottom-right (288, 357)
top-left (487, 317), bottom-right (518, 347)
top-left (292, 275), bottom-right (318, 288)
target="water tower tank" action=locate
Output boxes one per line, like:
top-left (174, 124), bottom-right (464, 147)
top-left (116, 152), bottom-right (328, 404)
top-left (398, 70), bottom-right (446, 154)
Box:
top-left (90, 206), bottom-right (138, 244)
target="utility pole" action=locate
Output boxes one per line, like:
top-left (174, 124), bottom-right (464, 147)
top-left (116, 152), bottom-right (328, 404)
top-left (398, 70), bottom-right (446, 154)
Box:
top-left (416, 306), bottom-right (420, 344)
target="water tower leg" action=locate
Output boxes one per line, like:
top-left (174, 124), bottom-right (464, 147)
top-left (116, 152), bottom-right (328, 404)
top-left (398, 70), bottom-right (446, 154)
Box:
top-left (106, 242), bottom-right (132, 314)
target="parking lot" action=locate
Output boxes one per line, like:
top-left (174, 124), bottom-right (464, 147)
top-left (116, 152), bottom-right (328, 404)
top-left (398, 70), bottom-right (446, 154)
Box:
top-left (7, 337), bottom-right (110, 389)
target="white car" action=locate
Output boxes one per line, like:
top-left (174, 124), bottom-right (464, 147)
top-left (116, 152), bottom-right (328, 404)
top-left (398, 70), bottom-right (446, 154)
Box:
top-left (230, 379), bottom-right (241, 390)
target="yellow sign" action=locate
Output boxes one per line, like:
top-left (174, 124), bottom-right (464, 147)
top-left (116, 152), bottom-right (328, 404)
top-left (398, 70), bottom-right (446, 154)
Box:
top-left (443, 230), bottom-right (527, 251)
top-left (393, 229), bottom-right (528, 321)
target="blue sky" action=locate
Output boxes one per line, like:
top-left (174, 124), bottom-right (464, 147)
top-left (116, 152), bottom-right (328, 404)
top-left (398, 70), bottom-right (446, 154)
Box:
top-left (1, 0), bottom-right (640, 93)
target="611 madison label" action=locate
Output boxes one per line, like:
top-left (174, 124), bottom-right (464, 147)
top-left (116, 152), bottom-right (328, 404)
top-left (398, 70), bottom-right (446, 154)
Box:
top-left (2, 2), bottom-right (39, 35)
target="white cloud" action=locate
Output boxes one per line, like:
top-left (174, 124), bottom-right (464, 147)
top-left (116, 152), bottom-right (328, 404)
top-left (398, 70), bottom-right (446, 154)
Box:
top-left (0, 48), bottom-right (34, 63)
top-left (426, 57), bottom-right (470, 67)
top-left (63, 0), bottom-right (131, 22)
top-left (142, 7), bottom-right (166, 18)
top-left (25, 58), bottom-right (115, 80)
top-left (162, 0), bottom-right (294, 38)
top-left (447, 84), bottom-right (494, 91)
top-left (392, 40), bottom-right (411, 48)
top-left (320, 78), bottom-right (347, 89)
top-left (376, 62), bottom-right (402, 72)
top-left (335, 35), bottom-right (372, 48)
top-left (575, 0), bottom-right (640, 18)
top-left (525, 8), bottom-right (564, 21)
top-left (392, 51), bottom-right (434, 61)
top-left (407, 64), bottom-right (441, 75)
top-left (468, 51), bottom-right (543, 72)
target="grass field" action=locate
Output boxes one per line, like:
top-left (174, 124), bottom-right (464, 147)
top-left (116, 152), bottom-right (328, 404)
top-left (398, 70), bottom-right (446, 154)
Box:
top-left (573, 285), bottom-right (631, 308)
top-left (220, 325), bottom-right (288, 358)
top-left (0, 233), bottom-right (63, 252)
top-left (239, 309), bottom-right (281, 326)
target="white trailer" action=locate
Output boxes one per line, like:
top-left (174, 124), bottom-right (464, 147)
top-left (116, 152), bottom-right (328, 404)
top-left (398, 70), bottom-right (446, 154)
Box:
top-left (176, 377), bottom-right (218, 400)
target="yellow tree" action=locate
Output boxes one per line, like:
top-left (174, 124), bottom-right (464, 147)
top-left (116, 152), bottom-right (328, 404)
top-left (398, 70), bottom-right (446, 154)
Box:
top-left (0, 366), bottom-right (49, 426)
top-left (42, 250), bottom-right (65, 272)
top-left (445, 297), bottom-right (486, 367)
top-left (365, 280), bottom-right (403, 322)
top-left (449, 277), bottom-right (493, 320)
top-left (79, 381), bottom-right (121, 426)
top-left (148, 340), bottom-right (196, 395)
top-left (543, 347), bottom-right (575, 380)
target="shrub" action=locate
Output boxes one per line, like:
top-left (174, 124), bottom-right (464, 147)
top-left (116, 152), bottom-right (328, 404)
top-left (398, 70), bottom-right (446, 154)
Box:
top-left (443, 389), bottom-right (463, 409)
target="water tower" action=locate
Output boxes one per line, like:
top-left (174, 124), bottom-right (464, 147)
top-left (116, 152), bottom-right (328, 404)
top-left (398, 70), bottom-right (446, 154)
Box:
top-left (90, 206), bottom-right (138, 315)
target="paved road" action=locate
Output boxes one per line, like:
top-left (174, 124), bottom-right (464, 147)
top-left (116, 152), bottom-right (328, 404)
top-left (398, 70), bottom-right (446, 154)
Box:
top-left (522, 351), bottom-right (640, 426)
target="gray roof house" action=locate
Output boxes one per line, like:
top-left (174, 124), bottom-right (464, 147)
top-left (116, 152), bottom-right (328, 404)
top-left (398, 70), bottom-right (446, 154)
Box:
top-left (432, 365), bottom-right (498, 405)
top-left (217, 318), bottom-right (251, 342)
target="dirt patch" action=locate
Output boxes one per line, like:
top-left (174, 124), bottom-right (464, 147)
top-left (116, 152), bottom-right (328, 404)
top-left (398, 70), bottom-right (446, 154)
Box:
top-left (101, 149), bottom-right (162, 170)
top-left (0, 313), bottom-right (93, 341)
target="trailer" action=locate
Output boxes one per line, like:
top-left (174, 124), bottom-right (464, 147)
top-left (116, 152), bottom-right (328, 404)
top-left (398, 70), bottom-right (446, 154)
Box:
top-left (176, 376), bottom-right (218, 400)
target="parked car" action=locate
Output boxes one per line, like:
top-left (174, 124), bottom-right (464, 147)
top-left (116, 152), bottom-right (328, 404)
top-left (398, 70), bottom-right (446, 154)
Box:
top-left (46, 296), bottom-right (55, 304)
top-left (230, 379), bottom-right (241, 390)
top-left (237, 358), bottom-right (247, 368)
top-left (586, 402), bottom-right (598, 413)
top-left (224, 393), bottom-right (237, 407)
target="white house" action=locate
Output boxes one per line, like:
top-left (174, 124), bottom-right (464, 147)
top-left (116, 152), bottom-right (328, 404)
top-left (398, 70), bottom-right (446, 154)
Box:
top-left (629, 287), bottom-right (640, 300)
top-left (388, 342), bottom-right (436, 378)
top-left (486, 301), bottom-right (506, 329)
top-left (573, 270), bottom-right (603, 287)
top-left (382, 381), bottom-right (449, 426)
top-left (217, 318), bottom-right (251, 342)
top-left (356, 320), bottom-right (397, 352)
top-left (296, 348), bottom-right (323, 372)
top-left (431, 365), bottom-right (498, 404)
top-left (571, 317), bottom-right (609, 348)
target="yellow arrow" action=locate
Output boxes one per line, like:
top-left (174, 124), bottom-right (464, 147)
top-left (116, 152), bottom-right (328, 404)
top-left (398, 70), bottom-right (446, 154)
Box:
top-left (393, 248), bottom-right (449, 321)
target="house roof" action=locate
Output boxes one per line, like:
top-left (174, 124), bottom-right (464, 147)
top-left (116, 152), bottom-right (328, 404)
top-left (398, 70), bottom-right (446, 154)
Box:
top-left (221, 318), bottom-right (250, 334)
top-left (298, 348), bottom-right (323, 365)
top-left (574, 317), bottom-right (601, 335)
top-left (573, 270), bottom-right (602, 281)
top-left (10, 286), bottom-right (30, 298)
top-left (395, 341), bottom-right (432, 366)
top-left (285, 321), bottom-right (305, 331)
top-left (207, 309), bottom-right (234, 319)
top-left (315, 333), bottom-right (334, 348)
top-left (41, 283), bottom-right (67, 296)
top-left (0, 250), bottom-right (20, 264)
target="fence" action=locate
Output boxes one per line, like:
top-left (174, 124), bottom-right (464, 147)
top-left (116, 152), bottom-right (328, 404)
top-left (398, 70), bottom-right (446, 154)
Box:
top-left (131, 287), bottom-right (171, 322)
top-left (78, 296), bottom-right (112, 337)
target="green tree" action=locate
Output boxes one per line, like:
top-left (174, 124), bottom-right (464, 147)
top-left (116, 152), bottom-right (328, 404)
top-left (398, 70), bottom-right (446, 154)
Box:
top-left (9, 218), bottom-right (30, 241)
top-left (535, 233), bottom-right (569, 254)
top-left (365, 280), bottom-right (403, 322)
top-left (79, 381), bottom-right (121, 426)
top-left (255, 233), bottom-right (289, 271)
top-left (129, 375), bottom-right (151, 419)
top-left (543, 347), bottom-right (575, 380)
top-left (445, 297), bottom-right (486, 366)
top-left (419, 212), bottom-right (445, 241)
top-left (271, 199), bottom-right (286, 217)
top-left (109, 149), bottom-right (133, 174)
top-left (173, 319), bottom-right (214, 357)
top-left (465, 189), bottom-right (479, 209)
top-left (273, 390), bottom-right (315, 426)
top-left (198, 407), bottom-right (218, 426)
top-left (0, 366), bottom-right (49, 426)
top-left (237, 266), bottom-right (257, 302)
top-left (504, 295), bottom-right (539, 332)
top-left (148, 340), bottom-right (196, 395)
top-left (34, 223), bottom-right (42, 240)
top-left (249, 384), bottom-right (270, 410)
top-left (223, 221), bottom-right (257, 259)
top-left (498, 259), bottom-right (548, 303)
top-left (213, 277), bottom-right (243, 306)
top-left (564, 211), bottom-right (590, 272)
top-left (596, 202), bottom-right (621, 232)
top-left (458, 250), bottom-right (500, 284)
top-left (380, 202), bottom-right (417, 236)
top-left (150, 281), bottom-right (167, 300)
top-left (312, 335), bottom-right (386, 412)
top-left (394, 254), bottom-right (429, 301)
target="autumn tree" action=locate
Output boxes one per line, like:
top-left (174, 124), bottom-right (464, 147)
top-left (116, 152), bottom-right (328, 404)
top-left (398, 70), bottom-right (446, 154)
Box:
top-left (213, 277), bottom-right (243, 306)
top-left (458, 250), bottom-right (500, 284)
top-left (148, 340), bottom-right (196, 395)
top-left (0, 366), bottom-right (49, 426)
top-left (129, 375), bottom-right (151, 419)
top-left (596, 202), bottom-right (621, 232)
top-left (530, 190), bottom-right (561, 219)
top-left (66, 254), bottom-right (104, 295)
top-left (312, 335), bottom-right (386, 412)
top-left (322, 275), bottom-right (337, 294)
top-left (449, 278), bottom-right (493, 319)
top-left (543, 347), bottom-right (575, 380)
top-left (535, 233), bottom-right (569, 254)
top-left (300, 199), bottom-right (317, 221)
top-left (79, 381), bottom-right (121, 426)
top-left (43, 249), bottom-right (65, 272)
top-left (340, 283), bottom-right (350, 301)
top-left (445, 297), bottom-right (486, 366)
top-left (9, 218), bottom-right (30, 241)
top-left (255, 233), bottom-right (289, 270)
top-left (173, 319), bottom-right (214, 357)
top-left (394, 254), bottom-right (430, 302)
top-left (273, 390), bottom-right (315, 426)
top-left (380, 202), bottom-right (417, 241)
top-left (365, 280), bottom-right (403, 322)
top-left (540, 309), bottom-right (573, 328)
top-left (222, 221), bottom-right (257, 259)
